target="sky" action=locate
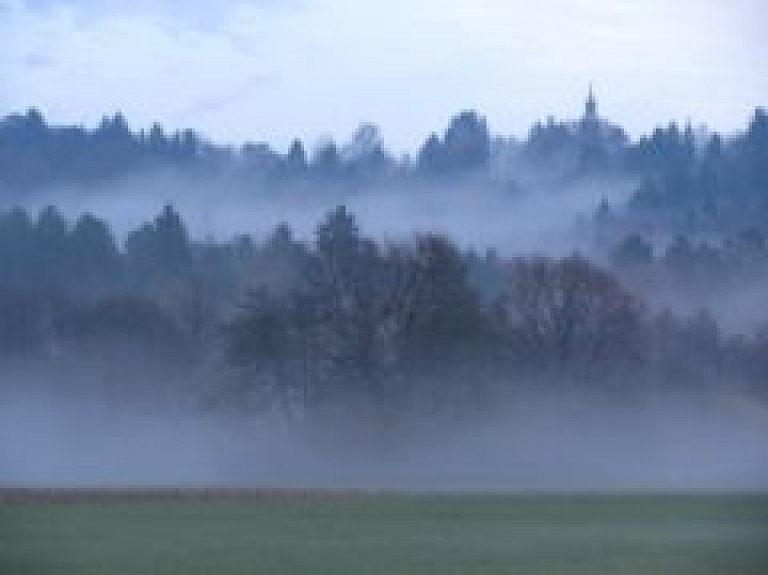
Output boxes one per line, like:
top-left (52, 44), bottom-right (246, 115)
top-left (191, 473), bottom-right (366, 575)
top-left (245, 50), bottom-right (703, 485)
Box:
top-left (1, 0), bottom-right (766, 152)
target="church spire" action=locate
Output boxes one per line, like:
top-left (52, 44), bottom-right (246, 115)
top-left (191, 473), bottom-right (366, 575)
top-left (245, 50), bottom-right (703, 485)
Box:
top-left (585, 83), bottom-right (597, 121)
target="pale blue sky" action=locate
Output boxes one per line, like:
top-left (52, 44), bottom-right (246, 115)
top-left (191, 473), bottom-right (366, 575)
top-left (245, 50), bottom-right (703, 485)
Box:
top-left (1, 0), bottom-right (765, 152)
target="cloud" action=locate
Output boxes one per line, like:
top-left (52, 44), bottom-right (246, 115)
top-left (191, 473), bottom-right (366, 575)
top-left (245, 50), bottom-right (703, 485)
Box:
top-left (174, 74), bottom-right (281, 120)
top-left (21, 53), bottom-right (55, 68)
top-left (20, 0), bottom-right (299, 11)
top-left (16, 0), bottom-right (304, 29)
top-left (21, 0), bottom-right (302, 16)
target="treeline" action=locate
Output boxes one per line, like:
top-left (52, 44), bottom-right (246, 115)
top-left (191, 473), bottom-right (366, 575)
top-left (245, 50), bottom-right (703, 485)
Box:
top-left (0, 107), bottom-right (516, 189)
top-left (1, 205), bottom-right (766, 413)
top-left (600, 107), bottom-right (768, 240)
top-left (4, 105), bottom-right (768, 255)
top-left (2, 105), bottom-right (765, 195)
top-left (0, 109), bottom-right (486, 190)
top-left (610, 227), bottom-right (768, 287)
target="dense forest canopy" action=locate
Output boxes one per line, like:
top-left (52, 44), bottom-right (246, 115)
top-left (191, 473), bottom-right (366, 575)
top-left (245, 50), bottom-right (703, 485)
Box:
top-left (1, 97), bottom-right (767, 419)
top-left (2, 100), bottom-right (767, 238)
top-left (1, 202), bottom-right (767, 417)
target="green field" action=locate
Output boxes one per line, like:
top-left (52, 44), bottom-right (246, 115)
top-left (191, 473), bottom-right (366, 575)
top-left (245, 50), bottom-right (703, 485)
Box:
top-left (2, 494), bottom-right (768, 574)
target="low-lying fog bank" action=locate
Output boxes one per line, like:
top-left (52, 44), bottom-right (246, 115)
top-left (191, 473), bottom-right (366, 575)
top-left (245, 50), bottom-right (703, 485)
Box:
top-left (2, 383), bottom-right (766, 492)
top-left (11, 173), bottom-right (636, 257)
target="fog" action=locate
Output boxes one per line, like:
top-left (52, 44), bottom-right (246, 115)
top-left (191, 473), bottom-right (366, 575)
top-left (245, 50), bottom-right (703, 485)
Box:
top-left (17, 170), bottom-right (768, 334)
top-left (9, 170), bottom-right (636, 256)
top-left (640, 280), bottom-right (768, 336)
top-left (2, 384), bottom-right (767, 492)
top-left (2, 162), bottom-right (767, 494)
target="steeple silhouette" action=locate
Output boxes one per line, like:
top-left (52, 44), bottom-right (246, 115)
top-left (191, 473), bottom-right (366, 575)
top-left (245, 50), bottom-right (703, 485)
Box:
top-left (584, 84), bottom-right (597, 121)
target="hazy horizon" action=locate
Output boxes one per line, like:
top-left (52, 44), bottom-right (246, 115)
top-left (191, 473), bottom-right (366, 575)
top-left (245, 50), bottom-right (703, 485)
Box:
top-left (2, 0), bottom-right (765, 152)
top-left (2, 0), bottom-right (768, 498)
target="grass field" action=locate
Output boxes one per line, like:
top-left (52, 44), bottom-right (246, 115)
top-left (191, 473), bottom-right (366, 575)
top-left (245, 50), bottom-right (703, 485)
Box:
top-left (2, 491), bottom-right (767, 574)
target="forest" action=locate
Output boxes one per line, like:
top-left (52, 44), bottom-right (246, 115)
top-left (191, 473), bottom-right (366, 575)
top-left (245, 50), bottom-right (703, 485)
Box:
top-left (1, 102), bottom-right (768, 419)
